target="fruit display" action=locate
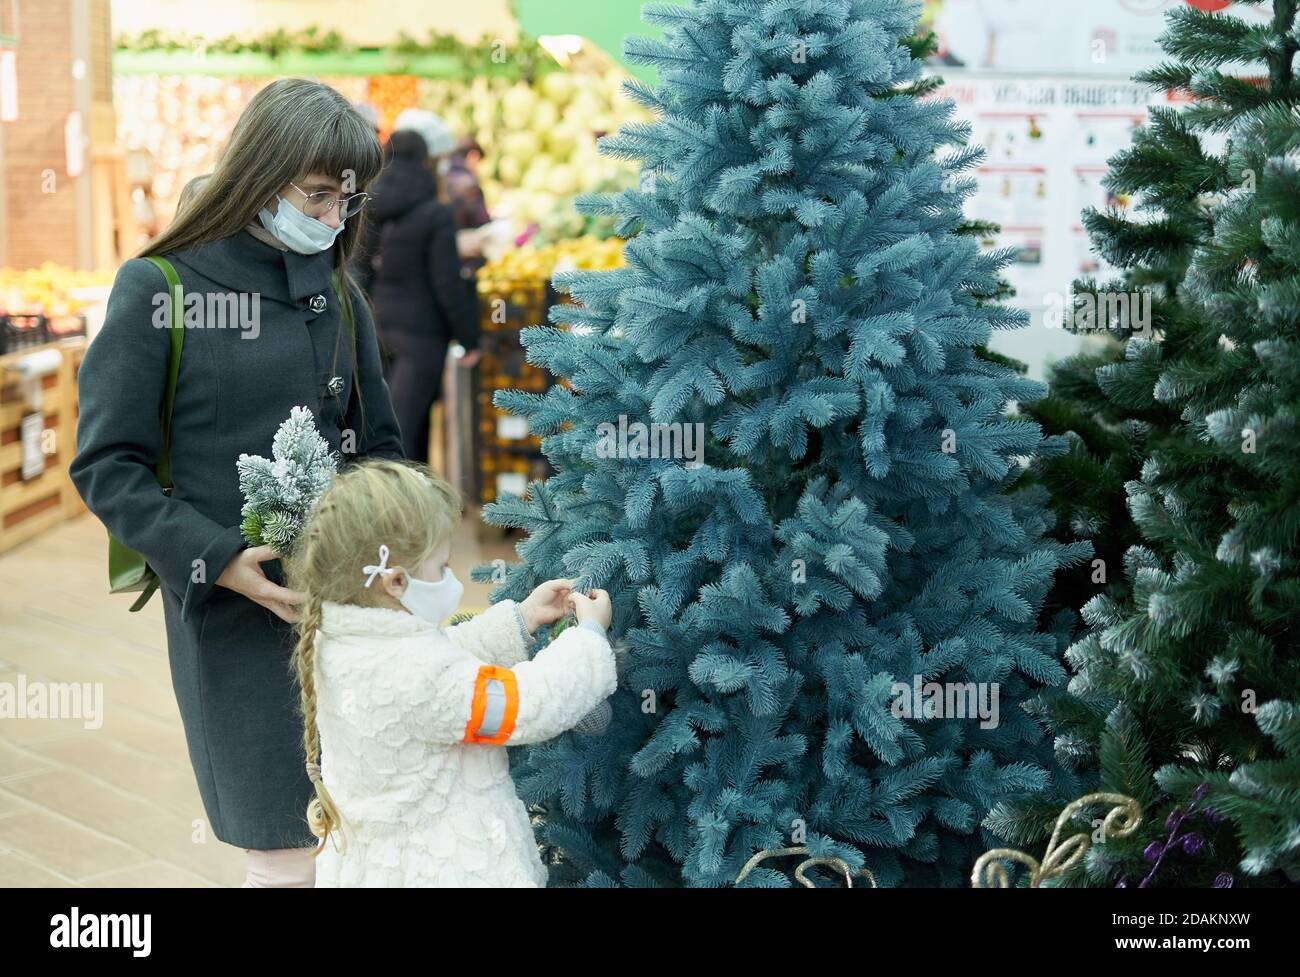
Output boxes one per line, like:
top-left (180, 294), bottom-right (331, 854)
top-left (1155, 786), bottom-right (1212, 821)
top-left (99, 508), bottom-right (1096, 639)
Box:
top-left (418, 68), bottom-right (647, 232)
top-left (367, 74), bottom-right (420, 134)
top-left (114, 58), bottom-right (645, 241)
top-left (471, 236), bottom-right (625, 505)
top-left (476, 235), bottom-right (625, 299)
top-left (527, 172), bottom-right (629, 244)
top-left (474, 337), bottom-right (552, 505)
top-left (0, 264), bottom-right (114, 319)
top-left (0, 264), bottom-right (113, 353)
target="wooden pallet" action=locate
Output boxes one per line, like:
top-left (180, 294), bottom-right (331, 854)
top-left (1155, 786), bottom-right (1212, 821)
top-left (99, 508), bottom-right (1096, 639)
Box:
top-left (0, 339), bottom-right (88, 554)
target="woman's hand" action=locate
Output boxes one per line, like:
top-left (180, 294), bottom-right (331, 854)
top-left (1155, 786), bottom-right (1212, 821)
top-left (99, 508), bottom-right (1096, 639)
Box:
top-left (570, 589), bottom-right (612, 631)
top-left (216, 545), bottom-right (305, 624)
top-left (519, 578), bottom-right (575, 634)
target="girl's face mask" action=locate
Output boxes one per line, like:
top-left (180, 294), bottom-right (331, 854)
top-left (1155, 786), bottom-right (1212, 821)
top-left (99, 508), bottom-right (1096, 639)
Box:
top-left (363, 545), bottom-right (463, 625)
top-left (393, 566), bottom-right (464, 625)
top-left (258, 195), bottom-right (344, 254)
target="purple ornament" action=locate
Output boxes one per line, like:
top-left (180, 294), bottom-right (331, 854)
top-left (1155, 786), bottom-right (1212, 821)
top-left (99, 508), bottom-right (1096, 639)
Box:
top-left (1139, 790), bottom-right (1225, 887)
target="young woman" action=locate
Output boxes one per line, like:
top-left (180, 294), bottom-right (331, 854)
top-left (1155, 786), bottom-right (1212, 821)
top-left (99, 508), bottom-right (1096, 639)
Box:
top-left (71, 78), bottom-right (404, 887)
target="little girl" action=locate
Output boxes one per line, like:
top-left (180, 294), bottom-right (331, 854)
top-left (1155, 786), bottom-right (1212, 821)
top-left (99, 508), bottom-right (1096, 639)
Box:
top-left (287, 459), bottom-right (616, 887)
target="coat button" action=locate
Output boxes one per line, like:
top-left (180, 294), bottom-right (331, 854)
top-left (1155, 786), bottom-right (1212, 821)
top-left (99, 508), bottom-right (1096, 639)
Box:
top-left (309, 294), bottom-right (327, 313)
top-left (326, 375), bottom-right (345, 396)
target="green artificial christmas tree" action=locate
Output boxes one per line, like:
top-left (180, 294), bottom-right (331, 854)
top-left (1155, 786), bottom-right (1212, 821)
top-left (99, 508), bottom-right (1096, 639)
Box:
top-left (989, 22), bottom-right (1228, 859)
top-left (477, 0), bottom-right (1091, 887)
top-left (999, 0), bottom-right (1300, 887)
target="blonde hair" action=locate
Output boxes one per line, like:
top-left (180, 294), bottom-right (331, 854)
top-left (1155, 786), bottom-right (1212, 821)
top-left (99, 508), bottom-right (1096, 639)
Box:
top-left (286, 459), bottom-right (463, 854)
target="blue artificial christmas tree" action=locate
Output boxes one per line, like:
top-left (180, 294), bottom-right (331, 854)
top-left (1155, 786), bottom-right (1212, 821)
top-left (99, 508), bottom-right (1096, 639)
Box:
top-left (478, 0), bottom-right (1091, 887)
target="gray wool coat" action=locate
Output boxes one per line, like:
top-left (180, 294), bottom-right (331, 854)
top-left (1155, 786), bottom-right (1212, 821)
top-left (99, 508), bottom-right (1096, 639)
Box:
top-left (71, 229), bottom-right (404, 850)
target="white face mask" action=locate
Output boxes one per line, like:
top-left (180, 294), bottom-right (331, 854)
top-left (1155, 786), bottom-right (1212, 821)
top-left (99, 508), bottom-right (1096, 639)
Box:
top-left (258, 196), bottom-right (344, 254)
top-left (396, 566), bottom-right (464, 625)
top-left (363, 545), bottom-right (463, 625)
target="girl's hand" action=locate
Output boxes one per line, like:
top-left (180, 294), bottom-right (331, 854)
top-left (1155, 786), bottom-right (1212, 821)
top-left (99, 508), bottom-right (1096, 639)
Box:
top-left (216, 545), bottom-right (306, 624)
top-left (570, 589), bottom-right (612, 630)
top-left (519, 578), bottom-right (576, 634)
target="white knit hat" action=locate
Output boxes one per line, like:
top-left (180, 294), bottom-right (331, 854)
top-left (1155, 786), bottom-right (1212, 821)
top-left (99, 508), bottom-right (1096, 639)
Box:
top-left (393, 108), bottom-right (456, 158)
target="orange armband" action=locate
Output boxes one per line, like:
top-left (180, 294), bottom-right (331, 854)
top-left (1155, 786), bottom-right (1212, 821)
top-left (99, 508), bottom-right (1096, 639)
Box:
top-left (463, 664), bottom-right (519, 745)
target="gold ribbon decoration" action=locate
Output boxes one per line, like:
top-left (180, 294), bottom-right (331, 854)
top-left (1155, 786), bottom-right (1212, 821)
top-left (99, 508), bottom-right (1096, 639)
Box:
top-left (735, 846), bottom-right (878, 888)
top-left (971, 791), bottom-right (1142, 888)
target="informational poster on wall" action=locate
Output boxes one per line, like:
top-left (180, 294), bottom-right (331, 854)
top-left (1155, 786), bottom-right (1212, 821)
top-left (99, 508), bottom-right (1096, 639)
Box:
top-left (921, 0), bottom-right (1264, 77)
top-left (916, 1), bottom-right (1268, 375)
top-left (934, 73), bottom-right (1179, 375)
top-left (941, 75), bottom-right (1173, 292)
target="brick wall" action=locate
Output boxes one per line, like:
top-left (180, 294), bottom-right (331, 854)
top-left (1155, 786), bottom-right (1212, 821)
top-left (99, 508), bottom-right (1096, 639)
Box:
top-left (89, 0), bottom-right (111, 105)
top-left (1, 0), bottom-right (111, 270)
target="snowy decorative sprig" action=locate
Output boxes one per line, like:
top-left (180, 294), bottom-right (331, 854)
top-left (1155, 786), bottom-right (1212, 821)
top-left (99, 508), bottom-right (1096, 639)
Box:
top-left (236, 406), bottom-right (339, 555)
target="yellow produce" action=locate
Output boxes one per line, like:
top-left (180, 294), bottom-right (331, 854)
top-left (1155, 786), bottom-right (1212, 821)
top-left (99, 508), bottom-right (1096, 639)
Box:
top-left (522, 156), bottom-right (556, 192)
top-left (540, 71), bottom-right (577, 105)
top-left (497, 156), bottom-right (523, 186)
top-left (544, 164), bottom-right (579, 197)
top-left (0, 263), bottom-right (114, 317)
top-left (501, 130), bottom-right (542, 161)
top-left (501, 82), bottom-right (537, 129)
top-left (532, 99), bottom-right (559, 132)
top-left (478, 236), bottom-right (626, 292)
top-left (544, 122), bottom-right (580, 158)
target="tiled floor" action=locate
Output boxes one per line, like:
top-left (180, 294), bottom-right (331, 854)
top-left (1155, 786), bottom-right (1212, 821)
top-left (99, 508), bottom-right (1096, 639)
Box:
top-left (0, 510), bottom-right (517, 887)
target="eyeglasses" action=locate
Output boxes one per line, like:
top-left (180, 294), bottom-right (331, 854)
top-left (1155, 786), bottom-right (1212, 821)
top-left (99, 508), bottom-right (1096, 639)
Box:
top-left (288, 181), bottom-right (371, 220)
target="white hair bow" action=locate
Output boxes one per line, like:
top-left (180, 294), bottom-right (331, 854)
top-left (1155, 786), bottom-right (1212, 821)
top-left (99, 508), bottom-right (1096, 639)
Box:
top-left (362, 544), bottom-right (392, 588)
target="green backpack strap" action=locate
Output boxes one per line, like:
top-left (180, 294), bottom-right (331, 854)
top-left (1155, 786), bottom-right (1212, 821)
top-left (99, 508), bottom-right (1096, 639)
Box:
top-left (143, 255), bottom-right (185, 488)
top-left (127, 567), bottom-right (161, 613)
top-left (332, 269), bottom-right (354, 333)
top-left (331, 269), bottom-right (359, 419)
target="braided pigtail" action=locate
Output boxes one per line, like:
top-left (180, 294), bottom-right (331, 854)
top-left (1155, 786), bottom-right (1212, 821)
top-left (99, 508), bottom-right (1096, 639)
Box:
top-left (291, 591), bottom-right (346, 855)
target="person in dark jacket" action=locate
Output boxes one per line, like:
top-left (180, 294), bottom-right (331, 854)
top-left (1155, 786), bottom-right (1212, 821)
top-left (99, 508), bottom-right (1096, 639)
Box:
top-left (445, 137), bottom-right (493, 314)
top-left (368, 128), bottom-right (479, 463)
top-left (446, 137), bottom-right (491, 233)
top-left (70, 78), bottom-right (404, 887)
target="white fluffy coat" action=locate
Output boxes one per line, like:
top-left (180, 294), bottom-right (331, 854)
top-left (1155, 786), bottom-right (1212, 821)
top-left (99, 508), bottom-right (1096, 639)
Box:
top-left (311, 600), bottom-right (616, 887)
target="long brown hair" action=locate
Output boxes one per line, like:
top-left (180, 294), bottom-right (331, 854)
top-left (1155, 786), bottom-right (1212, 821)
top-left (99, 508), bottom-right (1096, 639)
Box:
top-left (142, 78), bottom-right (384, 424)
